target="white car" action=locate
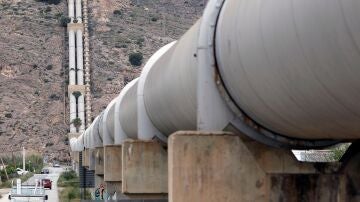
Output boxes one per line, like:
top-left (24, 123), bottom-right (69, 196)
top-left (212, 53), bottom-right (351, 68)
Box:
top-left (16, 168), bottom-right (29, 176)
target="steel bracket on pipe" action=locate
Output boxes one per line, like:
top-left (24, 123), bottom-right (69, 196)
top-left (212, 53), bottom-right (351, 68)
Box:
top-left (197, 0), bottom-right (234, 132)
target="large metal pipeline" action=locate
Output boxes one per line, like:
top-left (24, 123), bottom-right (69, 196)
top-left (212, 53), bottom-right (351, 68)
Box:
top-left (68, 0), bottom-right (86, 133)
top-left (68, 27), bottom-right (77, 133)
top-left (79, 79), bottom-right (139, 148)
top-left (68, 0), bottom-right (75, 21)
top-left (215, 0), bottom-right (360, 140)
top-left (71, 0), bottom-right (360, 152)
top-left (143, 21), bottom-right (200, 135)
top-left (91, 114), bottom-right (103, 148)
top-left (75, 0), bottom-right (82, 23)
top-left (119, 80), bottom-right (139, 139)
top-left (102, 98), bottom-right (117, 145)
top-left (114, 78), bottom-right (139, 144)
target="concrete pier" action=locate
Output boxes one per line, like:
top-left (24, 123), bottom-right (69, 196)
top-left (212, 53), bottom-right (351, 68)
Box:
top-left (103, 145), bottom-right (122, 199)
top-left (95, 147), bottom-right (104, 175)
top-left (122, 140), bottom-right (168, 194)
top-left (82, 149), bottom-right (90, 168)
top-left (104, 145), bottom-right (122, 182)
top-left (88, 149), bottom-right (96, 171)
top-left (168, 131), bottom-right (360, 202)
top-left (93, 147), bottom-right (105, 198)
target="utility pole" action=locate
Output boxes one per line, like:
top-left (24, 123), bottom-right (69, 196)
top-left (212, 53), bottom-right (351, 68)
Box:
top-left (22, 147), bottom-right (25, 171)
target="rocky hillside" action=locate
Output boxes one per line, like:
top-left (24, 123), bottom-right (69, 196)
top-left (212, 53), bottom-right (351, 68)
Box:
top-left (0, 0), bottom-right (69, 161)
top-left (0, 0), bottom-right (206, 161)
top-left (88, 0), bottom-right (207, 114)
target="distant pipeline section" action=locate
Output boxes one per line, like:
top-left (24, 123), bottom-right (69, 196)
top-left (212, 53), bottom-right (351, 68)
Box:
top-left (70, 0), bottom-right (360, 152)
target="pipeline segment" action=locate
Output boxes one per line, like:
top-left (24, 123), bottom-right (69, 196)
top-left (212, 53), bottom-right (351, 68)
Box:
top-left (143, 21), bottom-right (199, 135)
top-left (102, 98), bottom-right (118, 145)
top-left (114, 79), bottom-right (139, 144)
top-left (119, 79), bottom-right (139, 139)
top-left (71, 0), bottom-right (360, 152)
top-left (215, 0), bottom-right (360, 140)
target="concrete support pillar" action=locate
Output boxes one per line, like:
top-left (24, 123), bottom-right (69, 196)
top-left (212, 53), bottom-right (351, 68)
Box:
top-left (95, 174), bottom-right (105, 195)
top-left (72, 151), bottom-right (79, 163)
top-left (88, 149), bottom-right (96, 171)
top-left (95, 147), bottom-right (104, 175)
top-left (104, 145), bottom-right (122, 182)
top-left (82, 149), bottom-right (90, 168)
top-left (106, 181), bottom-right (122, 200)
top-left (342, 143), bottom-right (360, 201)
top-left (103, 145), bottom-right (122, 200)
top-left (169, 132), bottom-right (266, 202)
top-left (94, 147), bottom-right (105, 199)
top-left (122, 140), bottom-right (168, 194)
top-left (168, 131), bottom-right (354, 202)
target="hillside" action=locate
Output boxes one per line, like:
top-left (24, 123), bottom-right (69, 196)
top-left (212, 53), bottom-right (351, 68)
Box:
top-left (0, 0), bottom-right (69, 161)
top-left (88, 0), bottom-right (207, 114)
top-left (0, 0), bottom-right (206, 161)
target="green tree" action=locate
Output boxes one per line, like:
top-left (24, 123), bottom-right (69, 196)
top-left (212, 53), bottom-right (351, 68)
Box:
top-left (72, 91), bottom-right (82, 99)
top-left (71, 118), bottom-right (82, 129)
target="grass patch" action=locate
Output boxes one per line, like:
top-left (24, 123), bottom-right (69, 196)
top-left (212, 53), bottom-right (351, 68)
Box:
top-left (59, 186), bottom-right (81, 202)
top-left (58, 170), bottom-right (80, 201)
top-left (58, 170), bottom-right (91, 201)
top-left (0, 172), bottom-right (34, 188)
top-left (57, 170), bottom-right (78, 187)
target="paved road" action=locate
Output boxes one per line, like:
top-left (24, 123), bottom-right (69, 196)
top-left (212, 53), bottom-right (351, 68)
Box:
top-left (0, 189), bottom-right (10, 202)
top-left (0, 166), bottom-right (64, 202)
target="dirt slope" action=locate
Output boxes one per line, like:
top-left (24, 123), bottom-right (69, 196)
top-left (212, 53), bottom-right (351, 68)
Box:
top-left (0, 0), bottom-right (207, 161)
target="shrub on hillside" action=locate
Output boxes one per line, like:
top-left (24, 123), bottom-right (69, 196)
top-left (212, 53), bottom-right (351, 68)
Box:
top-left (113, 10), bottom-right (122, 16)
top-left (71, 118), bottom-right (82, 128)
top-left (128, 52), bottom-right (143, 67)
top-left (151, 16), bottom-right (159, 22)
top-left (36, 0), bottom-right (61, 5)
top-left (46, 64), bottom-right (53, 70)
top-left (49, 94), bottom-right (60, 101)
top-left (4, 113), bottom-right (12, 118)
top-left (59, 16), bottom-right (71, 27)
